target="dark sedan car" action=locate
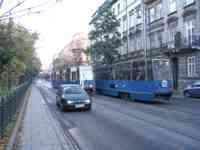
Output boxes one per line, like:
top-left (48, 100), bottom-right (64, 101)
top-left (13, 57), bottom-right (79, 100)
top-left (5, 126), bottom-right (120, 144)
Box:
top-left (183, 81), bottom-right (200, 98)
top-left (56, 84), bottom-right (92, 111)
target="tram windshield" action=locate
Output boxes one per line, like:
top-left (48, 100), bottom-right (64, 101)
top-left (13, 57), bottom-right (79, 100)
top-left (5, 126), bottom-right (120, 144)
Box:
top-left (152, 59), bottom-right (172, 81)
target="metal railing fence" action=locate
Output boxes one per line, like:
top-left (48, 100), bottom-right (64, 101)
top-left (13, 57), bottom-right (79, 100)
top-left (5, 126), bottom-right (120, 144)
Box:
top-left (0, 80), bottom-right (32, 138)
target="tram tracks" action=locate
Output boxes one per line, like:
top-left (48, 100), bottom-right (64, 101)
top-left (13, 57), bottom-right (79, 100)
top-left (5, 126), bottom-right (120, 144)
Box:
top-left (93, 96), bottom-right (200, 142)
top-left (38, 85), bottom-right (200, 146)
top-left (95, 94), bottom-right (200, 118)
top-left (38, 86), bottom-right (81, 150)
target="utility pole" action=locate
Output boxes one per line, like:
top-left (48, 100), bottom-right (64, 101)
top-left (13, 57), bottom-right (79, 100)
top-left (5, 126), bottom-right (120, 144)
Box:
top-left (126, 0), bottom-right (129, 54)
top-left (142, 0), bottom-right (148, 80)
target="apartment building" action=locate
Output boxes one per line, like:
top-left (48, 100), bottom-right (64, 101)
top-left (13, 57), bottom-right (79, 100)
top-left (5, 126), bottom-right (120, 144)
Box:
top-left (52, 33), bottom-right (89, 81)
top-left (144, 0), bottom-right (200, 90)
top-left (91, 0), bottom-right (200, 91)
top-left (109, 0), bottom-right (147, 81)
top-left (112, 0), bottom-right (143, 55)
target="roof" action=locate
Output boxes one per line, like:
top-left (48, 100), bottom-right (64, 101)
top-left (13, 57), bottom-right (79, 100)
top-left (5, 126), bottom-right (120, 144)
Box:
top-left (54, 32), bottom-right (89, 66)
top-left (60, 84), bottom-right (80, 88)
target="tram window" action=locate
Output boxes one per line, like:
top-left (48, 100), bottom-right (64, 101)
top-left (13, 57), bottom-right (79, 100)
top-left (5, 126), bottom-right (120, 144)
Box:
top-left (132, 70), bottom-right (145, 80)
top-left (72, 72), bottom-right (76, 80)
top-left (123, 71), bottom-right (131, 80)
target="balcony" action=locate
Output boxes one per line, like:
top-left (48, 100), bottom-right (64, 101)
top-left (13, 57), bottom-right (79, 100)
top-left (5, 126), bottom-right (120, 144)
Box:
top-left (164, 34), bottom-right (200, 55)
top-left (122, 31), bottom-right (128, 41)
top-left (129, 26), bottom-right (142, 38)
top-left (149, 41), bottom-right (167, 50)
top-left (144, 0), bottom-right (157, 4)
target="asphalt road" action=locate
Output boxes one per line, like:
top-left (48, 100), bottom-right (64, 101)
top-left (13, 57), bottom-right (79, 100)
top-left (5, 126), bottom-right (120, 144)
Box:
top-left (37, 80), bottom-right (200, 150)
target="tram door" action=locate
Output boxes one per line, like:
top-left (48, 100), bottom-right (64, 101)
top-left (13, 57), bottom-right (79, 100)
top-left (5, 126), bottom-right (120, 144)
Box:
top-left (171, 57), bottom-right (178, 90)
top-left (152, 59), bottom-right (172, 81)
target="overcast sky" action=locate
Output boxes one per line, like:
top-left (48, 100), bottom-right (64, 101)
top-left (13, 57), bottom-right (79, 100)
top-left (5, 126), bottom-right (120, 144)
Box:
top-left (1, 0), bottom-right (104, 70)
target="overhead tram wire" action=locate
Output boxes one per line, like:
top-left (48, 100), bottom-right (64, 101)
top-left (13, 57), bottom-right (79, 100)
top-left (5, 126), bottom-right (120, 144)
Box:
top-left (0, 0), bottom-right (56, 20)
top-left (0, 11), bottom-right (42, 21)
top-left (0, 0), bottom-right (56, 21)
top-left (9, 0), bottom-right (55, 16)
top-left (0, 0), bottom-right (27, 18)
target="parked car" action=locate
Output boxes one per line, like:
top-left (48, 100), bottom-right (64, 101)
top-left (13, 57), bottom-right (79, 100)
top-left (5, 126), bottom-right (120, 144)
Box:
top-left (183, 81), bottom-right (200, 98)
top-left (56, 84), bottom-right (92, 111)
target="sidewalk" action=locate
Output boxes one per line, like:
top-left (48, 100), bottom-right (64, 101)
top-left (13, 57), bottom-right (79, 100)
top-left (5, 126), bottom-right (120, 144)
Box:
top-left (17, 86), bottom-right (69, 150)
top-left (172, 91), bottom-right (200, 101)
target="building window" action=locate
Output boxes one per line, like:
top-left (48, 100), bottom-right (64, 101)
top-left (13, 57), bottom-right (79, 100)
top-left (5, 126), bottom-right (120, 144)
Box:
top-left (187, 56), bottom-right (196, 77)
top-left (157, 30), bottom-right (164, 47)
top-left (136, 35), bottom-right (142, 50)
top-left (185, 19), bottom-right (195, 45)
top-left (156, 3), bottom-right (162, 19)
top-left (149, 7), bottom-right (156, 23)
top-left (169, 0), bottom-right (176, 13)
top-left (149, 33), bottom-right (156, 48)
top-left (123, 0), bottom-right (127, 10)
top-left (148, 2), bottom-right (163, 23)
top-left (149, 31), bottom-right (164, 48)
top-left (123, 16), bottom-right (127, 32)
top-left (169, 28), bottom-right (176, 42)
top-left (129, 38), bottom-right (135, 51)
top-left (136, 5), bottom-right (142, 24)
top-left (129, 10), bottom-right (134, 28)
top-left (118, 18), bottom-right (121, 32)
top-left (168, 23), bottom-right (177, 42)
top-left (113, 8), bottom-right (115, 15)
top-left (117, 3), bottom-right (120, 14)
top-left (185, 0), bottom-right (194, 6)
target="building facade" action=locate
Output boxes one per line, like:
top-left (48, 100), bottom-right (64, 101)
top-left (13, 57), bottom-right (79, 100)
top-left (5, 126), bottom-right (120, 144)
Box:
top-left (144, 0), bottom-right (200, 90)
top-left (91, 0), bottom-right (200, 91)
top-left (52, 33), bottom-right (89, 81)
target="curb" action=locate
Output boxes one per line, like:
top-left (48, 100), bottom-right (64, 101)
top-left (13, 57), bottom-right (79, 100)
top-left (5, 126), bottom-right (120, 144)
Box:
top-left (38, 87), bottom-right (80, 150)
top-left (5, 86), bottom-right (32, 150)
top-left (172, 95), bottom-right (200, 101)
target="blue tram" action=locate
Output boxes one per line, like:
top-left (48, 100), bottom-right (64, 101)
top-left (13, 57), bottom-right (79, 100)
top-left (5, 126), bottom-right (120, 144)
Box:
top-left (52, 59), bottom-right (173, 102)
top-left (95, 80), bottom-right (173, 101)
top-left (94, 59), bottom-right (173, 102)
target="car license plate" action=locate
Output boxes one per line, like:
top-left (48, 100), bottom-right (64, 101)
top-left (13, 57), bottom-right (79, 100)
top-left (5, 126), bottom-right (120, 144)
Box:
top-left (75, 104), bottom-right (85, 108)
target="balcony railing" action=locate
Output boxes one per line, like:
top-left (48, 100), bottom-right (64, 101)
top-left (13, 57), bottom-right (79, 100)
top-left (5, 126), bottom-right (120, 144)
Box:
top-left (166, 34), bottom-right (200, 51)
top-left (144, 0), bottom-right (157, 4)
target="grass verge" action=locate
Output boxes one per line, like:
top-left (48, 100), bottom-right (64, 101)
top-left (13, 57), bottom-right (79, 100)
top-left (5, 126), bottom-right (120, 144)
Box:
top-left (0, 118), bottom-right (16, 150)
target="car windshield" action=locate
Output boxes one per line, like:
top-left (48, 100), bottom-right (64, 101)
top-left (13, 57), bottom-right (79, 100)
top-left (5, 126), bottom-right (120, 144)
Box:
top-left (193, 81), bottom-right (200, 86)
top-left (64, 86), bottom-right (84, 94)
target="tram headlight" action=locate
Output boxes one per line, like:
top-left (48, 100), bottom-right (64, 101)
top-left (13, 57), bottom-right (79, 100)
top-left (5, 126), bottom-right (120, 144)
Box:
top-left (85, 99), bottom-right (91, 103)
top-left (161, 80), bottom-right (168, 88)
top-left (67, 100), bottom-right (74, 104)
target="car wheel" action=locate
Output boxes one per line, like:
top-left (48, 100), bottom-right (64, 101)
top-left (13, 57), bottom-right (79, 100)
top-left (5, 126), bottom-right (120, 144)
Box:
top-left (60, 104), bottom-right (66, 112)
top-left (119, 93), bottom-right (130, 101)
top-left (184, 91), bottom-right (191, 97)
top-left (56, 101), bottom-right (60, 107)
